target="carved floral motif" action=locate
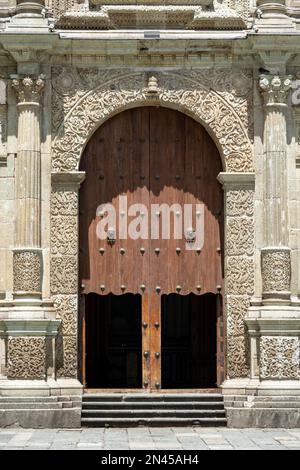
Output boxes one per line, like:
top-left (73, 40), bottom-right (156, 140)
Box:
top-left (226, 218), bottom-right (254, 257)
top-left (261, 249), bottom-right (291, 293)
top-left (51, 68), bottom-right (253, 173)
top-left (51, 256), bottom-right (78, 295)
top-left (227, 335), bottom-right (250, 378)
top-left (11, 75), bottom-right (45, 104)
top-left (53, 295), bottom-right (78, 336)
top-left (260, 336), bottom-right (300, 380)
top-left (51, 217), bottom-right (78, 256)
top-left (259, 74), bottom-right (293, 106)
top-left (56, 335), bottom-right (77, 378)
top-left (226, 189), bottom-right (254, 218)
top-left (51, 190), bottom-right (78, 216)
top-left (226, 256), bottom-right (254, 296)
top-left (13, 250), bottom-right (41, 293)
top-left (7, 337), bottom-right (46, 379)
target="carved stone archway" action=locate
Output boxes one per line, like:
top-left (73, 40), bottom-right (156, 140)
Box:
top-left (51, 69), bottom-right (253, 173)
top-left (50, 68), bottom-right (255, 381)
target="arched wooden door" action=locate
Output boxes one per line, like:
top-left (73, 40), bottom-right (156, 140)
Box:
top-left (79, 107), bottom-right (224, 390)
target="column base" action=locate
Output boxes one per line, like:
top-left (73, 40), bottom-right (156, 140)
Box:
top-left (0, 378), bottom-right (83, 429)
top-left (222, 378), bottom-right (300, 428)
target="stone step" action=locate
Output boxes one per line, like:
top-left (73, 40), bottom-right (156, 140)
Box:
top-left (83, 393), bottom-right (224, 403)
top-left (83, 401), bottom-right (225, 410)
top-left (82, 409), bottom-right (226, 419)
top-left (0, 396), bottom-right (61, 403)
top-left (81, 417), bottom-right (227, 427)
top-left (0, 402), bottom-right (64, 410)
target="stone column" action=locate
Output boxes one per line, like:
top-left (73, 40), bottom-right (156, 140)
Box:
top-left (11, 75), bottom-right (45, 302)
top-left (259, 74), bottom-right (293, 305)
top-left (15, 1), bottom-right (45, 16)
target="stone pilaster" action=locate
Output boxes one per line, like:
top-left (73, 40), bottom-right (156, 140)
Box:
top-left (259, 74), bottom-right (293, 305)
top-left (218, 172), bottom-right (255, 379)
top-left (11, 74), bottom-right (45, 301)
top-left (51, 172), bottom-right (85, 379)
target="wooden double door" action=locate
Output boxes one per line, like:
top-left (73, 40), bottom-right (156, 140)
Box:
top-left (79, 107), bottom-right (224, 390)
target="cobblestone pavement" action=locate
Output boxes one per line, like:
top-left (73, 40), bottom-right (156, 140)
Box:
top-left (0, 427), bottom-right (300, 450)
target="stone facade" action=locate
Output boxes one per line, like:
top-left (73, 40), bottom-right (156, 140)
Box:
top-left (0, 0), bottom-right (300, 428)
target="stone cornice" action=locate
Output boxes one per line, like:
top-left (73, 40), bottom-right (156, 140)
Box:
top-left (217, 172), bottom-right (255, 189)
top-left (55, 4), bottom-right (247, 31)
top-left (51, 171), bottom-right (86, 190)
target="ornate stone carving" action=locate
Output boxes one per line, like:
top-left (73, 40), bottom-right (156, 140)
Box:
top-left (54, 1), bottom-right (247, 30)
top-left (226, 218), bottom-right (254, 257)
top-left (53, 294), bottom-right (78, 335)
top-left (51, 256), bottom-right (78, 295)
top-left (51, 216), bottom-right (78, 256)
top-left (46, 0), bottom-right (80, 18)
top-left (260, 336), bottom-right (300, 380)
top-left (261, 248), bottom-right (291, 293)
top-left (13, 250), bottom-right (42, 293)
top-left (226, 256), bottom-right (254, 296)
top-left (52, 68), bottom-right (253, 173)
top-left (56, 335), bottom-right (77, 378)
top-left (51, 190), bottom-right (78, 216)
top-left (226, 189), bottom-right (254, 217)
top-left (7, 336), bottom-right (46, 379)
top-left (227, 335), bottom-right (250, 378)
top-left (259, 74), bottom-right (293, 106)
top-left (11, 75), bottom-right (45, 104)
top-left (227, 295), bottom-right (250, 337)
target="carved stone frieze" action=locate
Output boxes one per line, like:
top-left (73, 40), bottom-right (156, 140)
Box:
top-left (260, 336), bottom-right (300, 380)
top-left (51, 68), bottom-right (253, 173)
top-left (7, 336), bottom-right (46, 379)
top-left (261, 248), bottom-right (291, 294)
top-left (13, 250), bottom-right (42, 293)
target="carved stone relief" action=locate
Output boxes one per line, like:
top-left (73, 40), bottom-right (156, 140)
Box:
top-left (261, 248), bottom-right (291, 294)
top-left (7, 337), bottom-right (46, 379)
top-left (51, 189), bottom-right (79, 378)
top-left (225, 186), bottom-right (254, 378)
top-left (51, 68), bottom-right (253, 173)
top-left (260, 336), bottom-right (300, 380)
top-left (13, 250), bottom-right (42, 294)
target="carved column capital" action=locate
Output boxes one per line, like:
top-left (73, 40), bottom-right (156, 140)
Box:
top-left (11, 75), bottom-right (45, 105)
top-left (259, 74), bottom-right (293, 106)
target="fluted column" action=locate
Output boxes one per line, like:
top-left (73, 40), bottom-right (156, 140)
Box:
top-left (11, 75), bottom-right (45, 300)
top-left (259, 74), bottom-right (293, 304)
